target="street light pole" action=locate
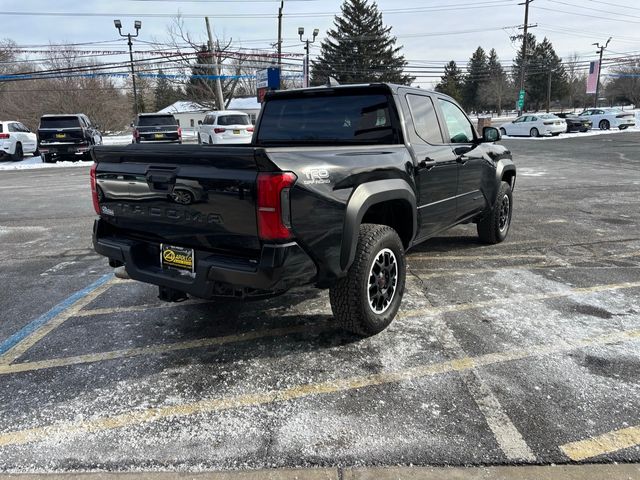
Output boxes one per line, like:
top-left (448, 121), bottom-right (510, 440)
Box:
top-left (298, 27), bottom-right (319, 88)
top-left (115, 19), bottom-right (142, 115)
top-left (593, 37), bottom-right (612, 108)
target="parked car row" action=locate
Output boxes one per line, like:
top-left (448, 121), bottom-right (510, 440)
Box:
top-left (0, 114), bottom-right (103, 162)
top-left (499, 108), bottom-right (636, 137)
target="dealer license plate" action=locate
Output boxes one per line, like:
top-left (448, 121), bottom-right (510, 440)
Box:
top-left (154, 133), bottom-right (165, 139)
top-left (161, 244), bottom-right (195, 275)
top-left (233, 129), bottom-right (241, 134)
top-left (55, 133), bottom-right (66, 139)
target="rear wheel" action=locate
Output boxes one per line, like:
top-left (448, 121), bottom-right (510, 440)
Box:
top-left (33, 148), bottom-right (40, 157)
top-left (209, 136), bottom-right (214, 145)
top-left (530, 128), bottom-right (539, 138)
top-left (477, 181), bottom-right (513, 244)
top-left (619, 125), bottom-right (628, 131)
top-left (197, 134), bottom-right (202, 144)
top-left (12, 143), bottom-right (23, 161)
top-left (599, 119), bottom-right (610, 130)
top-left (499, 127), bottom-right (507, 136)
top-left (329, 224), bottom-right (406, 337)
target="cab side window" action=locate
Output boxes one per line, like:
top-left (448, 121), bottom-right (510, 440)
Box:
top-left (437, 99), bottom-right (475, 143)
top-left (406, 94), bottom-right (443, 144)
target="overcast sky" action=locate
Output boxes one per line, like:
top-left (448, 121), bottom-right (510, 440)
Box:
top-left (3, 0), bottom-right (639, 87)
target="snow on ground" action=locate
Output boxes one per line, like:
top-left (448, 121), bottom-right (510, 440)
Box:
top-left (502, 125), bottom-right (639, 141)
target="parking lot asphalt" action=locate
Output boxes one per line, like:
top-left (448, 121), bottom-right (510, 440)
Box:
top-left (0, 131), bottom-right (639, 474)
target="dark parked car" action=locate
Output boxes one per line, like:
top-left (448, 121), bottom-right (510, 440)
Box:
top-left (38, 114), bottom-right (102, 162)
top-left (133, 114), bottom-right (182, 144)
top-left (92, 83), bottom-right (516, 336)
top-left (556, 112), bottom-right (592, 133)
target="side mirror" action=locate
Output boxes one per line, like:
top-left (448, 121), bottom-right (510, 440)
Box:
top-left (130, 122), bottom-right (135, 128)
top-left (482, 126), bottom-right (501, 143)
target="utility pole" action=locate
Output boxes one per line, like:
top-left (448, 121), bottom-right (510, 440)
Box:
top-left (114, 19), bottom-right (142, 115)
top-left (298, 27), bottom-right (319, 88)
top-left (593, 37), bottom-right (612, 108)
top-left (277, 1), bottom-right (284, 72)
top-left (205, 17), bottom-right (225, 110)
top-left (514, 0), bottom-right (536, 116)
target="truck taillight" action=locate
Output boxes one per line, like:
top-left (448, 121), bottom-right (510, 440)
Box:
top-left (257, 172), bottom-right (297, 241)
top-left (247, 127), bottom-right (254, 132)
top-left (90, 163), bottom-right (100, 215)
top-left (178, 127), bottom-right (182, 138)
top-left (214, 128), bottom-right (226, 134)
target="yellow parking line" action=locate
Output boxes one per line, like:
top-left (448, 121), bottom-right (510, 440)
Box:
top-left (77, 299), bottom-right (211, 317)
top-left (0, 328), bottom-right (637, 447)
top-left (2, 280), bottom-right (639, 375)
top-left (408, 253), bottom-right (547, 261)
top-left (561, 425), bottom-right (640, 461)
top-left (0, 278), bottom-right (117, 366)
top-left (0, 323), bottom-right (330, 375)
top-left (398, 281), bottom-right (640, 319)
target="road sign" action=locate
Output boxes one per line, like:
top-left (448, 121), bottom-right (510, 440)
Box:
top-left (517, 89), bottom-right (525, 109)
top-left (256, 67), bottom-right (281, 103)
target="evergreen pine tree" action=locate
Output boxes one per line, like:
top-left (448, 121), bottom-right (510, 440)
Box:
top-left (310, 0), bottom-right (413, 85)
top-left (154, 69), bottom-right (183, 111)
top-left (435, 61), bottom-right (464, 104)
top-left (462, 46), bottom-right (489, 112)
top-left (186, 45), bottom-right (220, 109)
top-left (528, 38), bottom-right (568, 111)
top-left (479, 49), bottom-right (510, 115)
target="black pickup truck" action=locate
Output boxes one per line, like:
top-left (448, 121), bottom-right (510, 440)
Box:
top-left (91, 84), bottom-right (516, 336)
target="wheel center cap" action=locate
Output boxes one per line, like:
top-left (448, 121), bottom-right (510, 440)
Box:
top-left (377, 273), bottom-right (387, 288)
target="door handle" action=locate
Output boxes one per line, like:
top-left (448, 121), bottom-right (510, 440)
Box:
top-left (417, 158), bottom-right (437, 171)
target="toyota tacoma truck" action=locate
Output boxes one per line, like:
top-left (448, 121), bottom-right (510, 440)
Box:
top-left (91, 84), bottom-right (516, 336)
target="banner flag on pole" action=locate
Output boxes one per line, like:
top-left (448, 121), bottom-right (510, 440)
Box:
top-left (586, 61), bottom-right (599, 94)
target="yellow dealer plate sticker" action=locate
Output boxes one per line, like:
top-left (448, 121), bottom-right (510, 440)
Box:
top-left (161, 244), bottom-right (195, 274)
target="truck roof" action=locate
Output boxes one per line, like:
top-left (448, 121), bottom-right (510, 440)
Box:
top-left (265, 83), bottom-right (434, 99)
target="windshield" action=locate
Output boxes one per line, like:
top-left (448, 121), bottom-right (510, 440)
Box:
top-left (217, 115), bottom-right (250, 126)
top-left (39, 116), bottom-right (81, 129)
top-left (257, 93), bottom-right (399, 145)
top-left (137, 115), bottom-right (177, 126)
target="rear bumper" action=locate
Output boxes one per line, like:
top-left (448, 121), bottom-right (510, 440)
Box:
top-left (136, 139), bottom-right (182, 144)
top-left (92, 220), bottom-right (317, 299)
top-left (39, 143), bottom-right (91, 156)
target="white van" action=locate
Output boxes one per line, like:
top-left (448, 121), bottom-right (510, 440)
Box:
top-left (198, 111), bottom-right (253, 144)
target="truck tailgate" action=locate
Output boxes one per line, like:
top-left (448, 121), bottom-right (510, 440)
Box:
top-left (93, 144), bottom-right (264, 255)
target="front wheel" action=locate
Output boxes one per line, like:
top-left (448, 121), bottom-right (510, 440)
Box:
top-left (499, 127), bottom-right (507, 136)
top-left (329, 224), bottom-right (406, 337)
top-left (477, 181), bottom-right (513, 244)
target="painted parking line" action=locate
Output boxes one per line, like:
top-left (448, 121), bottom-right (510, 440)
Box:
top-left (1, 280), bottom-right (639, 376)
top-left (398, 281), bottom-right (640, 319)
top-left (408, 253), bottom-right (548, 261)
top-left (0, 328), bottom-right (638, 448)
top-left (76, 298), bottom-right (211, 318)
top-left (0, 274), bottom-right (115, 365)
top-left (561, 425), bottom-right (640, 461)
top-left (0, 322), bottom-right (332, 375)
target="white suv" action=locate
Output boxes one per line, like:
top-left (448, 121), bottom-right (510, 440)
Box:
top-left (0, 121), bottom-right (39, 161)
top-left (198, 111), bottom-right (253, 145)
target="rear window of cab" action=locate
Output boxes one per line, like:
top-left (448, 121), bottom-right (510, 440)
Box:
top-left (39, 116), bottom-right (81, 129)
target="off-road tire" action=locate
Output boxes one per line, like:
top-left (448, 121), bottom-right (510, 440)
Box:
top-left (477, 181), bottom-right (513, 244)
top-left (329, 224), bottom-right (406, 337)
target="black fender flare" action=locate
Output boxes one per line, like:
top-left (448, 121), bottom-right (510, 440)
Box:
top-left (340, 179), bottom-right (417, 271)
top-left (496, 159), bottom-right (516, 190)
